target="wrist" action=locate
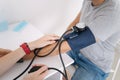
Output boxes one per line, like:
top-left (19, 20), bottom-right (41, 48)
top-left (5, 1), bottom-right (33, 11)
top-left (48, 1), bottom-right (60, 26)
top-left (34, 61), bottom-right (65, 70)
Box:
top-left (20, 43), bottom-right (31, 55)
top-left (27, 42), bottom-right (35, 51)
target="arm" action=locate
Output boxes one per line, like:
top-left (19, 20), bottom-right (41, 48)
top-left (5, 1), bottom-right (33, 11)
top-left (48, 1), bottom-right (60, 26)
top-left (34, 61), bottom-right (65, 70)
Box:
top-left (0, 48), bottom-right (26, 75)
top-left (23, 41), bottom-right (71, 60)
top-left (0, 48), bottom-right (12, 57)
top-left (67, 12), bottom-right (81, 30)
top-left (39, 41), bottom-right (71, 56)
top-left (23, 12), bottom-right (81, 59)
top-left (39, 12), bottom-right (81, 56)
top-left (0, 34), bottom-right (59, 75)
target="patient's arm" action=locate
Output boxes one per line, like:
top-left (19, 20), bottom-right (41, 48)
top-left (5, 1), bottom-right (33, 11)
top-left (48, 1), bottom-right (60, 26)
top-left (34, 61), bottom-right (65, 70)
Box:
top-left (23, 12), bottom-right (81, 60)
top-left (23, 41), bottom-right (71, 60)
top-left (40, 41), bottom-right (71, 56)
top-left (67, 12), bottom-right (81, 30)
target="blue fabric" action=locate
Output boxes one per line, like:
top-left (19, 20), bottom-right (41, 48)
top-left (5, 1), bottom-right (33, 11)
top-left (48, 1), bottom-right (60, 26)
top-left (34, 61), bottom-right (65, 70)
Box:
top-left (64, 27), bottom-right (96, 53)
top-left (67, 51), bottom-right (108, 80)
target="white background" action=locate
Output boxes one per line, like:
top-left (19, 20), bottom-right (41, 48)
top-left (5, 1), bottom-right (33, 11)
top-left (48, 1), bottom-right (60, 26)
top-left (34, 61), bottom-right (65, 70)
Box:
top-left (0, 0), bottom-right (83, 35)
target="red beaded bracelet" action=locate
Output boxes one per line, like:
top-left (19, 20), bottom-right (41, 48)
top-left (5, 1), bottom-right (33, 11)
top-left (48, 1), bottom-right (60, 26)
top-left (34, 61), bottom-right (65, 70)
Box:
top-left (20, 43), bottom-right (31, 55)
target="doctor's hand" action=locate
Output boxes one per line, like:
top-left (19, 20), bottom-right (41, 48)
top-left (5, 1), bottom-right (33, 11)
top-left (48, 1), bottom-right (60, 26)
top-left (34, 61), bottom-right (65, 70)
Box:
top-left (23, 34), bottom-right (59, 60)
top-left (23, 65), bottom-right (48, 80)
top-left (28, 34), bottom-right (59, 51)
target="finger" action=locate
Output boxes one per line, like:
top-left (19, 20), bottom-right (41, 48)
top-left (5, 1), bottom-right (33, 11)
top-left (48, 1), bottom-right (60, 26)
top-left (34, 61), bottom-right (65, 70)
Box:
top-left (41, 34), bottom-right (60, 42)
top-left (34, 66), bottom-right (48, 74)
top-left (47, 36), bottom-right (60, 41)
top-left (39, 36), bottom-right (58, 42)
top-left (39, 41), bottom-right (56, 48)
top-left (45, 34), bottom-right (60, 38)
top-left (38, 70), bottom-right (48, 79)
top-left (45, 41), bottom-right (56, 45)
top-left (50, 37), bottom-right (60, 41)
top-left (46, 34), bottom-right (58, 36)
top-left (0, 48), bottom-right (12, 53)
top-left (49, 34), bottom-right (60, 38)
top-left (32, 64), bottom-right (45, 67)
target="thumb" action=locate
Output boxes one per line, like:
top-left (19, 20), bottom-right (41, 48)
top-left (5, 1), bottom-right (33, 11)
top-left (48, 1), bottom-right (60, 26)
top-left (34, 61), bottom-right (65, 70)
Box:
top-left (34, 66), bottom-right (48, 74)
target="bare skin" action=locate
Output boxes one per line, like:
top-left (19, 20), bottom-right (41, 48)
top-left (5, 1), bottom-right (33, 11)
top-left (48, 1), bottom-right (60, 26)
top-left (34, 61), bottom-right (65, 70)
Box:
top-left (92, 0), bottom-right (105, 6)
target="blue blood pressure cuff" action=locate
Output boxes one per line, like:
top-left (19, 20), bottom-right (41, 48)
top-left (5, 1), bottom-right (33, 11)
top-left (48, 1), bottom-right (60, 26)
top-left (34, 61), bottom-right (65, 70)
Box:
top-left (63, 26), bottom-right (96, 53)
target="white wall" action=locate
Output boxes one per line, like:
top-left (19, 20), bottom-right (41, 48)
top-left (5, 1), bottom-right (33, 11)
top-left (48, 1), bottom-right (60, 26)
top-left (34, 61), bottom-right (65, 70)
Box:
top-left (0, 0), bottom-right (83, 35)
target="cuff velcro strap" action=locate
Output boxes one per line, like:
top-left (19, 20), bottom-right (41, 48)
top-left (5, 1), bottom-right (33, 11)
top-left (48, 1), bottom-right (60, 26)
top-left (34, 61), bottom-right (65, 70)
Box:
top-left (63, 27), bottom-right (96, 52)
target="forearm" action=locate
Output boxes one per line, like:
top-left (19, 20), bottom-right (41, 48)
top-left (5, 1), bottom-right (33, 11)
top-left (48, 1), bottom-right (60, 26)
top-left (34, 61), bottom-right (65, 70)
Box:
top-left (0, 48), bottom-right (26, 75)
top-left (39, 41), bottom-right (71, 56)
top-left (23, 12), bottom-right (81, 59)
top-left (67, 12), bottom-right (81, 30)
top-left (23, 41), bottom-right (71, 60)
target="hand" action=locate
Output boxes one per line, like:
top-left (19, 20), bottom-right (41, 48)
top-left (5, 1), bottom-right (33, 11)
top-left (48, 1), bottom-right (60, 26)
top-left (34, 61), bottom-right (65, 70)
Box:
top-left (0, 48), bottom-right (12, 57)
top-left (28, 34), bottom-right (59, 50)
top-left (23, 65), bottom-right (48, 80)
